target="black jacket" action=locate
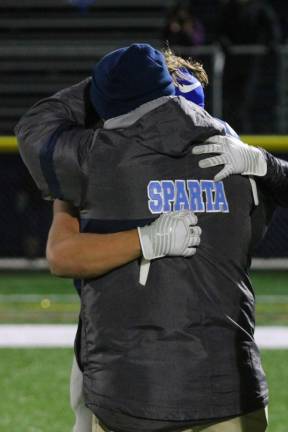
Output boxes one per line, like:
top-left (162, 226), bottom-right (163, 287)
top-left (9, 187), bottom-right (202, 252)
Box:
top-left (15, 81), bottom-right (288, 431)
top-left (77, 97), bottom-right (269, 427)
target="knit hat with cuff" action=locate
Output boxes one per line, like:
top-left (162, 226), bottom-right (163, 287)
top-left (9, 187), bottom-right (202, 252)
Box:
top-left (90, 43), bottom-right (175, 120)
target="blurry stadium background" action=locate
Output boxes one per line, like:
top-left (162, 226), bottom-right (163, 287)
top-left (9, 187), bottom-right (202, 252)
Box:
top-left (0, 0), bottom-right (288, 431)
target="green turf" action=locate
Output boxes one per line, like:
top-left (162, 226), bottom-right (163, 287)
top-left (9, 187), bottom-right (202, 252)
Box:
top-left (0, 300), bottom-right (80, 324)
top-left (261, 350), bottom-right (288, 432)
top-left (0, 348), bottom-right (286, 432)
top-left (0, 272), bottom-right (73, 294)
top-left (1, 270), bottom-right (287, 295)
top-left (252, 271), bottom-right (288, 296)
top-left (0, 270), bottom-right (287, 294)
top-left (250, 271), bottom-right (288, 325)
top-left (0, 348), bottom-right (74, 432)
top-left (0, 272), bottom-right (79, 323)
top-left (252, 271), bottom-right (288, 325)
top-left (1, 271), bottom-right (288, 324)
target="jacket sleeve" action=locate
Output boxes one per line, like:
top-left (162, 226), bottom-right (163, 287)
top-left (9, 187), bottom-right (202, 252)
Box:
top-left (15, 78), bottom-right (97, 207)
top-left (256, 149), bottom-right (288, 208)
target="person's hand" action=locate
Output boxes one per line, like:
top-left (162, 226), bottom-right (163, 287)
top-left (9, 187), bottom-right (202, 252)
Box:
top-left (138, 211), bottom-right (201, 260)
top-left (192, 135), bottom-right (267, 181)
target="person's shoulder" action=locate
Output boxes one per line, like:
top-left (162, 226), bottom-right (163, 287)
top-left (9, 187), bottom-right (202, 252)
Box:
top-left (213, 117), bottom-right (239, 138)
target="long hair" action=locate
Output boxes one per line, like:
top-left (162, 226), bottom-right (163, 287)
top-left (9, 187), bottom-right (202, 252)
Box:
top-left (163, 47), bottom-right (209, 87)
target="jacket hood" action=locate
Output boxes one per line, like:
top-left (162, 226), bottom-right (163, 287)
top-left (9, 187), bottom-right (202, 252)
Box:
top-left (103, 96), bottom-right (225, 157)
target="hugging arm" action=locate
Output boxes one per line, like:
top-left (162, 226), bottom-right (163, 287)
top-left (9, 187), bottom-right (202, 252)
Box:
top-left (259, 149), bottom-right (288, 207)
top-left (15, 79), bottom-right (96, 206)
top-left (46, 200), bottom-right (141, 278)
top-left (47, 201), bottom-right (201, 279)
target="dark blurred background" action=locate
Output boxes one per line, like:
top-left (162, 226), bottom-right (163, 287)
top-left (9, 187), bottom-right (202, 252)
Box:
top-left (1, 0), bottom-right (288, 260)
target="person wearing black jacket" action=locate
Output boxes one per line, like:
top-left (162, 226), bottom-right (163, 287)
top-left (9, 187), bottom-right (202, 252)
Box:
top-left (15, 44), bottom-right (288, 432)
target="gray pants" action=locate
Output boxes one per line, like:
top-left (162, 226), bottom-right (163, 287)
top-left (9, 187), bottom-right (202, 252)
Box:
top-left (92, 410), bottom-right (268, 432)
top-left (70, 356), bottom-right (93, 432)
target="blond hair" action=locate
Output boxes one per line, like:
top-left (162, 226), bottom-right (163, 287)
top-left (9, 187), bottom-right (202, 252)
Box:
top-left (163, 47), bottom-right (209, 87)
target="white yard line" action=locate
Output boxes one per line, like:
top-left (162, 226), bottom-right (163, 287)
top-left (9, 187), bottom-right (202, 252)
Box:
top-left (255, 327), bottom-right (288, 349)
top-left (0, 324), bottom-right (76, 347)
top-left (0, 325), bottom-right (288, 349)
top-left (1, 257), bottom-right (288, 270)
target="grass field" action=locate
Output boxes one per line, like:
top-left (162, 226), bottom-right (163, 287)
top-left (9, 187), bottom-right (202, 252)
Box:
top-left (0, 270), bottom-right (288, 325)
top-left (0, 349), bottom-right (74, 432)
top-left (0, 270), bottom-right (287, 431)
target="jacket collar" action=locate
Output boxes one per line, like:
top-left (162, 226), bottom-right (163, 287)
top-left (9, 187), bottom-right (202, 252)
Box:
top-left (103, 96), bottom-right (173, 130)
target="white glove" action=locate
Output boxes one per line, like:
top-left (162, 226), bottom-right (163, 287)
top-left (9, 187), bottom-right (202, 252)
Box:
top-left (138, 210), bottom-right (201, 260)
top-left (192, 135), bottom-right (267, 181)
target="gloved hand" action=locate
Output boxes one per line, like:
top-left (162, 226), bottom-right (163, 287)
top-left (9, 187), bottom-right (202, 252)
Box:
top-left (192, 135), bottom-right (267, 181)
top-left (138, 211), bottom-right (201, 260)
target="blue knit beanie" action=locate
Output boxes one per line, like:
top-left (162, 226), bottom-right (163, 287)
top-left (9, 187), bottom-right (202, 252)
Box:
top-left (174, 67), bottom-right (205, 109)
top-left (90, 43), bottom-right (175, 119)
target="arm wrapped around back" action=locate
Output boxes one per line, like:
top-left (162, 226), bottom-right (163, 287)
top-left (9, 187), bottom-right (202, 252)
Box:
top-left (258, 149), bottom-right (288, 207)
top-left (14, 79), bottom-right (96, 207)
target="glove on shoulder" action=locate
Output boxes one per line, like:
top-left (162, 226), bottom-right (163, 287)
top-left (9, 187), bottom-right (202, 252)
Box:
top-left (192, 135), bottom-right (267, 181)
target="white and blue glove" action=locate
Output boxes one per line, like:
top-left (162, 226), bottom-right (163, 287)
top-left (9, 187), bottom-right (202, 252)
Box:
top-left (138, 210), bottom-right (201, 260)
top-left (192, 135), bottom-right (267, 181)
